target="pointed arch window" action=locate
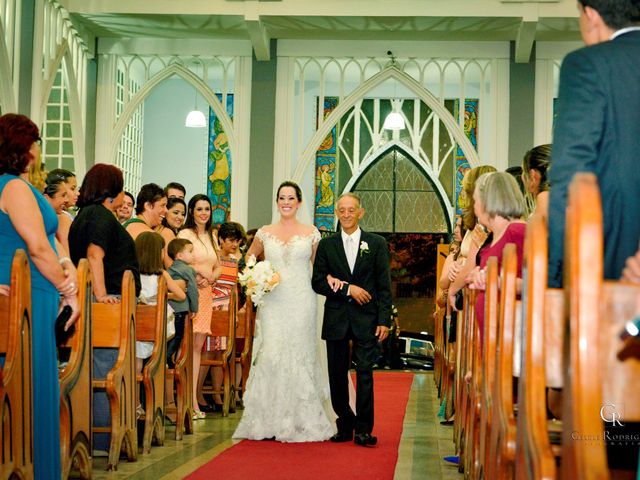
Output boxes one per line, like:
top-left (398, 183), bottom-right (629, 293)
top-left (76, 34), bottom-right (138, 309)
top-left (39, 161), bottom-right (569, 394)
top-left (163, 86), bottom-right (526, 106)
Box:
top-left (353, 147), bottom-right (449, 233)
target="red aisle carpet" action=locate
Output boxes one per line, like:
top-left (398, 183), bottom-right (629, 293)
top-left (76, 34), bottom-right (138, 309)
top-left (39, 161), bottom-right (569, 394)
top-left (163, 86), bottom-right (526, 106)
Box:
top-left (187, 372), bottom-right (414, 480)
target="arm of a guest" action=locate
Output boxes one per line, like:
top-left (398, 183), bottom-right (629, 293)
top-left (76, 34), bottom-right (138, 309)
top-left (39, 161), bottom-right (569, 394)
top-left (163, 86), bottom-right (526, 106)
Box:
top-left (163, 270), bottom-right (186, 301)
top-left (57, 212), bottom-right (72, 255)
top-left (87, 243), bottom-right (112, 302)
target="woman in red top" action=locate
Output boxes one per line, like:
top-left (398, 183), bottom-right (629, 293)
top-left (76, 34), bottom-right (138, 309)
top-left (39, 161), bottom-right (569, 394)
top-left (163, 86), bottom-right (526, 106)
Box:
top-left (466, 172), bottom-right (527, 344)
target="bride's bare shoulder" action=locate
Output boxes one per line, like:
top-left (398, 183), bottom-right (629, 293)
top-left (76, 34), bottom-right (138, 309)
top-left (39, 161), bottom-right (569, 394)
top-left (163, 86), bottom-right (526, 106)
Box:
top-left (299, 224), bottom-right (317, 236)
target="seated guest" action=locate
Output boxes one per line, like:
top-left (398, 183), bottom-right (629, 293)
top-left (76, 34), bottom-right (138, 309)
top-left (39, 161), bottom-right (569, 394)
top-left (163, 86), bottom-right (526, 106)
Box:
top-left (165, 181), bottom-right (186, 200)
top-left (124, 183), bottom-right (167, 240)
top-left (116, 191), bottom-right (135, 224)
top-left (0, 113), bottom-right (79, 478)
top-left (466, 171), bottom-right (527, 343)
top-left (68, 163), bottom-right (141, 453)
top-left (521, 144), bottom-right (551, 222)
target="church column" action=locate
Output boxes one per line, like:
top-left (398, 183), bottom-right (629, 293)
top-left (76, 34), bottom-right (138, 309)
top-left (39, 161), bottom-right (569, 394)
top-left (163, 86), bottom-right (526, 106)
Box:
top-left (508, 40), bottom-right (536, 167)
top-left (247, 40), bottom-right (277, 229)
top-left (17, 0), bottom-right (35, 114)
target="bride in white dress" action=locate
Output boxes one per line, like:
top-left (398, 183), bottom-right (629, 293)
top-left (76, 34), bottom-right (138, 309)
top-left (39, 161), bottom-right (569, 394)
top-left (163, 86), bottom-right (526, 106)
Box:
top-left (233, 181), bottom-right (336, 442)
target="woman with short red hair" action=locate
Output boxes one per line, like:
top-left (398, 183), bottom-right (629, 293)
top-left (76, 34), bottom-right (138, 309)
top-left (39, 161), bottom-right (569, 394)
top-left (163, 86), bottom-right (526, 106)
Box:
top-left (0, 113), bottom-right (79, 479)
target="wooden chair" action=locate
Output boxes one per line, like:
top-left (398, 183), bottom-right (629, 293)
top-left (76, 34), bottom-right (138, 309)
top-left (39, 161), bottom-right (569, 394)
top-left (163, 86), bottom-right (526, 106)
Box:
top-left (561, 173), bottom-right (640, 479)
top-left (233, 298), bottom-right (255, 406)
top-left (92, 270), bottom-right (137, 471)
top-left (202, 286), bottom-right (238, 417)
top-left (135, 275), bottom-right (167, 454)
top-left (488, 244), bottom-right (519, 480)
top-left (165, 314), bottom-right (193, 440)
top-left (0, 250), bottom-right (33, 480)
top-left (58, 259), bottom-right (92, 479)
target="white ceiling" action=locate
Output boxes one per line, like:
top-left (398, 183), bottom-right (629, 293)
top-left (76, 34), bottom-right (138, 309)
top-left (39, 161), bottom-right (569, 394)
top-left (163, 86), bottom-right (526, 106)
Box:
top-left (63, 0), bottom-right (581, 60)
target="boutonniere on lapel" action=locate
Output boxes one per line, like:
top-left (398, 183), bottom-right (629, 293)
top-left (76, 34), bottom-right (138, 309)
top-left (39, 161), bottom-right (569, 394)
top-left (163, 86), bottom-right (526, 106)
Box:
top-left (359, 240), bottom-right (370, 257)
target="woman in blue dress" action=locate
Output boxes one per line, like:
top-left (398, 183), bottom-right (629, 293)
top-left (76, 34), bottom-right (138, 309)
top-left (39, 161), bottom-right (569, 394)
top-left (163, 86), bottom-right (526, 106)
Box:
top-left (0, 113), bottom-right (80, 479)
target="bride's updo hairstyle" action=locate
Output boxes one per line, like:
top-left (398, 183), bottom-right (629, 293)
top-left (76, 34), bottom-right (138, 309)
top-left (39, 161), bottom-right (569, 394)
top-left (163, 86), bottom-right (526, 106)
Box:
top-left (276, 180), bottom-right (302, 202)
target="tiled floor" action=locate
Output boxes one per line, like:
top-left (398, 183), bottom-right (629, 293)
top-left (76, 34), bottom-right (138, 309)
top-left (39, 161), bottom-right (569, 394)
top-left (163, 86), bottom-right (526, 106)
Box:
top-left (92, 372), bottom-right (462, 479)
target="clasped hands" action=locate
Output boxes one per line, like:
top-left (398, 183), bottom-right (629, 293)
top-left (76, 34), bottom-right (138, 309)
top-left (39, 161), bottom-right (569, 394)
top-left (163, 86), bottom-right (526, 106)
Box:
top-left (325, 275), bottom-right (388, 341)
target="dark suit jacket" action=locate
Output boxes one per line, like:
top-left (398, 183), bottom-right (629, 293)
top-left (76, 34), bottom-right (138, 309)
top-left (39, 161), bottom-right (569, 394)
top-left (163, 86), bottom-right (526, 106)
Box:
top-left (312, 230), bottom-right (392, 341)
top-left (548, 30), bottom-right (640, 287)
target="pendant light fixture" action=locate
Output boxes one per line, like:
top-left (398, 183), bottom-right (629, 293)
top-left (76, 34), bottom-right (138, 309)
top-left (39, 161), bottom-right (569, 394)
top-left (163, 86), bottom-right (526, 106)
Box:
top-left (185, 61), bottom-right (206, 128)
top-left (382, 51), bottom-right (406, 131)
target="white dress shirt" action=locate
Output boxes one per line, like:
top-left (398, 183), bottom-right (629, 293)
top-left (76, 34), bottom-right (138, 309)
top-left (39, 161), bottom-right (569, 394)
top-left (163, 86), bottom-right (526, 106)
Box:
top-left (341, 227), bottom-right (361, 273)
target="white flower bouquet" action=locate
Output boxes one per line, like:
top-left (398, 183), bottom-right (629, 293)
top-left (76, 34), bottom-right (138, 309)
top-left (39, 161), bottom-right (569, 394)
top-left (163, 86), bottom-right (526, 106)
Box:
top-left (238, 255), bottom-right (280, 306)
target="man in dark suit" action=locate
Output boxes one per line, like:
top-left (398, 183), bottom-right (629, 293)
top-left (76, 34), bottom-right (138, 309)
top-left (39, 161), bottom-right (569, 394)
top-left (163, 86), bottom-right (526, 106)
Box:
top-left (548, 0), bottom-right (640, 288)
top-left (312, 192), bottom-right (392, 447)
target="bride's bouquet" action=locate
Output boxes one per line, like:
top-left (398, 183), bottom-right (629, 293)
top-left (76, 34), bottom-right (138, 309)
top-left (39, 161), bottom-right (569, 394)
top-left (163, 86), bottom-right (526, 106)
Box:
top-left (238, 255), bottom-right (280, 306)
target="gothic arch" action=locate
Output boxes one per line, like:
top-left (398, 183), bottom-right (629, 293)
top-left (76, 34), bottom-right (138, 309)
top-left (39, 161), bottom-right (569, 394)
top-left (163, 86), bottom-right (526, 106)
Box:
top-left (108, 63), bottom-right (235, 165)
top-left (292, 65), bottom-right (480, 182)
top-left (343, 140), bottom-right (454, 232)
top-left (37, 41), bottom-right (87, 176)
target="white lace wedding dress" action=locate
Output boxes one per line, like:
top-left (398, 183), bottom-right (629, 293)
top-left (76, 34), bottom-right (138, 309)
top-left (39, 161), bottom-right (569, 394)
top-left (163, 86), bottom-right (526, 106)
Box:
top-left (233, 229), bottom-right (336, 442)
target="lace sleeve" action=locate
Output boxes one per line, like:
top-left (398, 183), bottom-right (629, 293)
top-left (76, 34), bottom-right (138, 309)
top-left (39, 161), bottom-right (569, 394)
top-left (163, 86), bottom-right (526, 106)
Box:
top-left (255, 228), bottom-right (266, 243)
top-left (311, 228), bottom-right (322, 245)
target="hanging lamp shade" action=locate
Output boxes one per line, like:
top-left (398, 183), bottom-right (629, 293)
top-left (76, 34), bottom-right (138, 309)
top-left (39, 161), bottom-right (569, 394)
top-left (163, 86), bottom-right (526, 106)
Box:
top-left (383, 110), bottom-right (405, 130)
top-left (185, 109), bottom-right (206, 128)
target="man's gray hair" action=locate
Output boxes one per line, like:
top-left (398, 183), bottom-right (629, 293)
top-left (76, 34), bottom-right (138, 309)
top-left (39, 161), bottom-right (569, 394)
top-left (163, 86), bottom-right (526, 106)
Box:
top-left (337, 191), bottom-right (362, 208)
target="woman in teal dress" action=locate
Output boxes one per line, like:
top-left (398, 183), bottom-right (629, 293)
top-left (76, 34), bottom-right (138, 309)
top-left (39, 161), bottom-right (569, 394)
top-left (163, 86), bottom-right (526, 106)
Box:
top-left (0, 113), bottom-right (79, 479)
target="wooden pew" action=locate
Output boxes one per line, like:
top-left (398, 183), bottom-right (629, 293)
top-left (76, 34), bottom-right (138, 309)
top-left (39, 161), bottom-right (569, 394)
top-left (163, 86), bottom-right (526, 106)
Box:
top-left (135, 275), bottom-right (167, 454)
top-left (514, 214), bottom-right (562, 480)
top-left (461, 288), bottom-right (481, 477)
top-left (234, 299), bottom-right (255, 405)
top-left (58, 259), bottom-right (92, 479)
top-left (478, 256), bottom-right (499, 479)
top-left (0, 250), bottom-right (33, 480)
top-left (202, 286), bottom-right (238, 417)
top-left (488, 244), bottom-right (519, 479)
top-left (92, 271), bottom-right (137, 470)
top-left (561, 173), bottom-right (640, 479)
top-left (165, 314), bottom-right (193, 440)
top-left (453, 286), bottom-right (472, 460)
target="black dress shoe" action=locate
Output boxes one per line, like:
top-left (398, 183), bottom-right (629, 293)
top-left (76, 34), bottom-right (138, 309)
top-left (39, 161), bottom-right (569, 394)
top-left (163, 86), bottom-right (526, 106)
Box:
top-left (329, 431), bottom-right (353, 443)
top-left (354, 433), bottom-right (377, 446)
top-left (198, 402), bottom-right (222, 413)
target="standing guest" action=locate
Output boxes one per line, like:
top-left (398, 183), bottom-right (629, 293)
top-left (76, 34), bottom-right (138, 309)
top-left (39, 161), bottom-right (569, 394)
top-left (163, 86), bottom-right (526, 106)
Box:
top-left (48, 168), bottom-right (79, 218)
top-left (43, 170), bottom-right (72, 256)
top-left (157, 197), bottom-right (186, 268)
top-left (548, 0), bottom-right (640, 288)
top-left (116, 191), bottom-right (135, 224)
top-left (134, 232), bottom-right (185, 418)
top-left (166, 238), bottom-right (199, 368)
top-left (446, 165), bottom-right (496, 311)
top-left (0, 113), bottom-right (79, 479)
top-left (165, 182), bottom-right (186, 200)
top-left (466, 172), bottom-right (526, 343)
top-left (521, 144), bottom-right (551, 222)
top-left (46, 169), bottom-right (77, 260)
top-left (202, 221), bottom-right (245, 409)
top-left (27, 156), bottom-right (46, 192)
top-left (68, 163), bottom-right (140, 453)
top-left (177, 194), bottom-right (221, 419)
top-left (124, 183), bottom-right (167, 241)
top-left (166, 238), bottom-right (199, 414)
